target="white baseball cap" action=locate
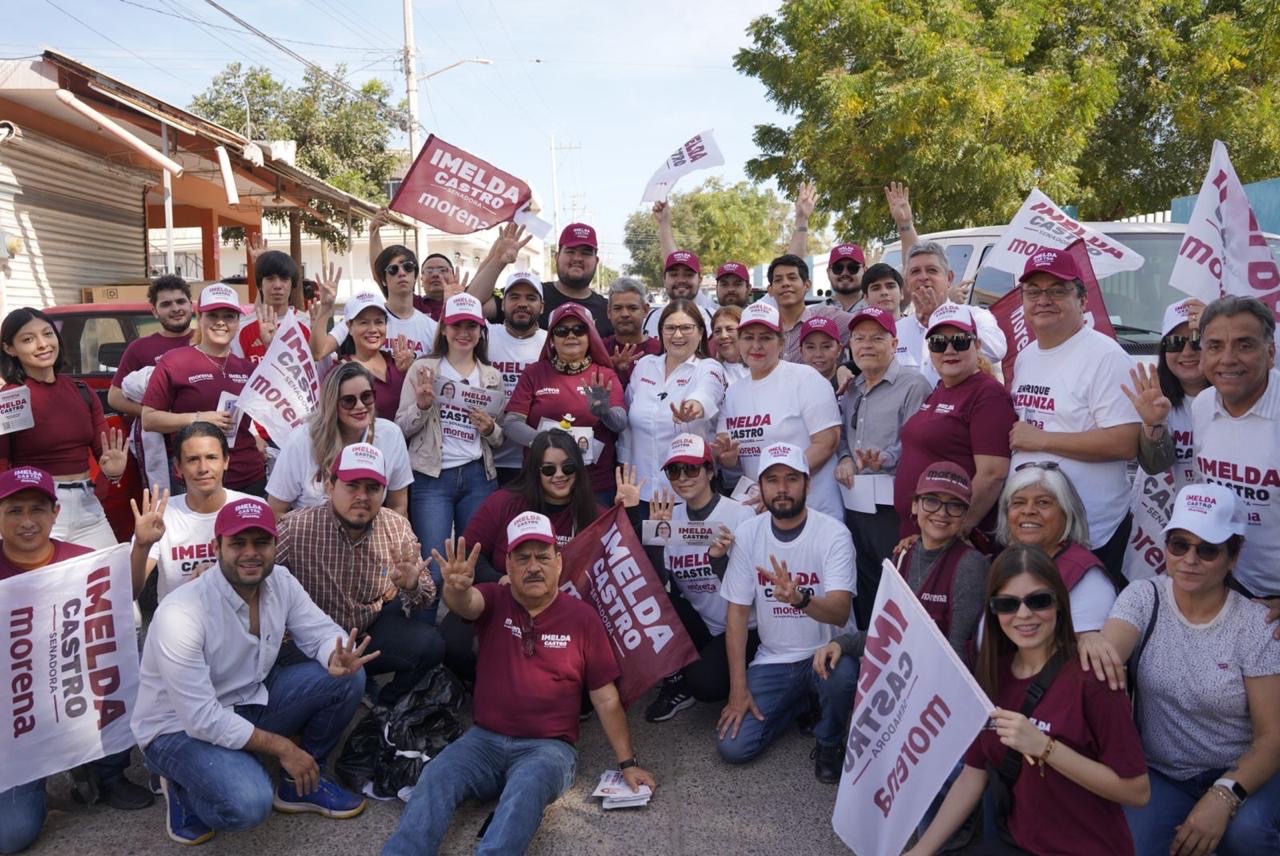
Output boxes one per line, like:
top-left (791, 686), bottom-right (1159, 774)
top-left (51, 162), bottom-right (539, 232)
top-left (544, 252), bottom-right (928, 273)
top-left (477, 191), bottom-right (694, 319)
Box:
top-left (506, 511), bottom-right (556, 550)
top-left (199, 283), bottom-right (243, 314)
top-left (925, 302), bottom-right (977, 336)
top-left (504, 270), bottom-right (543, 298)
top-left (443, 293), bottom-right (485, 326)
top-left (344, 291), bottom-right (388, 324)
top-left (663, 433), bottom-right (712, 468)
top-left (739, 301), bottom-right (781, 332)
top-left (758, 442), bottom-right (809, 476)
top-left (1161, 299), bottom-right (1199, 338)
top-left (1163, 483), bottom-right (1246, 544)
top-left (331, 442), bottom-right (387, 486)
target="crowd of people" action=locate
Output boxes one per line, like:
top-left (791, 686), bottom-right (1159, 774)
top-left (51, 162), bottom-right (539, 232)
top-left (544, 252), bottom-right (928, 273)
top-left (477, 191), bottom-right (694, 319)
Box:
top-left (1, 184), bottom-right (1278, 856)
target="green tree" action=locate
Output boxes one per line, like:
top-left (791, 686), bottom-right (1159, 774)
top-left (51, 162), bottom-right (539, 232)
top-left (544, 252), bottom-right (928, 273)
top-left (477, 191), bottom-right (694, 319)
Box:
top-left (622, 178), bottom-right (796, 285)
top-left (189, 63), bottom-right (406, 251)
top-left (734, 1), bottom-right (1280, 236)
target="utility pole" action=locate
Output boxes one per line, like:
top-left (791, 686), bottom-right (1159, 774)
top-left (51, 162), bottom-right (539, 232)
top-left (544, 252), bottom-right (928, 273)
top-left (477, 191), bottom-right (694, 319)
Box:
top-left (402, 0), bottom-right (425, 257)
top-left (549, 135), bottom-right (581, 242)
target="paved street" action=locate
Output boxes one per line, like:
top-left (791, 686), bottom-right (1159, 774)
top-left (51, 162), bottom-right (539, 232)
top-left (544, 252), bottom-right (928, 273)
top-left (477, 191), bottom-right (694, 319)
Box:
top-left (26, 691), bottom-right (850, 856)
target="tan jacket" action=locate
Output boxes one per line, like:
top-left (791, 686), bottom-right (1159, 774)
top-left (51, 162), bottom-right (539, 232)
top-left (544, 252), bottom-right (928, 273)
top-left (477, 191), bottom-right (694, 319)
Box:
top-left (395, 356), bottom-right (506, 480)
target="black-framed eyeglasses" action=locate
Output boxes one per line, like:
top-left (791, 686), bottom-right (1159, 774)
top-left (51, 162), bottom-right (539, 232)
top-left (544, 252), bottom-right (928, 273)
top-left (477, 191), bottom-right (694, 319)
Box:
top-left (1161, 334), bottom-right (1201, 353)
top-left (664, 462), bottom-right (704, 480)
top-left (917, 494), bottom-right (968, 518)
top-left (552, 324), bottom-right (588, 338)
top-left (1014, 460), bottom-right (1061, 473)
top-left (831, 261), bottom-right (861, 275)
top-left (989, 591), bottom-right (1057, 615)
top-left (1022, 284), bottom-right (1076, 301)
top-left (927, 333), bottom-right (974, 353)
top-left (1166, 536), bottom-right (1224, 562)
top-left (384, 261), bottom-right (418, 276)
top-left (337, 390), bottom-right (377, 410)
top-left (540, 462), bottom-right (578, 477)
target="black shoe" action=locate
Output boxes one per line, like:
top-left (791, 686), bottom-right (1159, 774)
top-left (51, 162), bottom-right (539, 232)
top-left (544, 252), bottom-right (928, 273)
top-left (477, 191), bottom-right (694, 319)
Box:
top-left (644, 675), bottom-right (695, 723)
top-left (812, 742), bottom-right (844, 784)
top-left (69, 766), bottom-right (100, 806)
top-left (100, 778), bottom-right (156, 810)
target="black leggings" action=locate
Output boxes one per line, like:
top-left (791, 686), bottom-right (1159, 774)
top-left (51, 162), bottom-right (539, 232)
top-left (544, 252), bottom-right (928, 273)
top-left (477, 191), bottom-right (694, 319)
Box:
top-left (669, 588), bottom-right (759, 703)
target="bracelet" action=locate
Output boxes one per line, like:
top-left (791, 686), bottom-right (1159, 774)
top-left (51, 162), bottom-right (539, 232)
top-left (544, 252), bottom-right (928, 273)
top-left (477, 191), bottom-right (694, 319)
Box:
top-left (1036, 737), bottom-right (1055, 778)
top-left (1209, 785), bottom-right (1240, 816)
top-left (897, 222), bottom-right (915, 233)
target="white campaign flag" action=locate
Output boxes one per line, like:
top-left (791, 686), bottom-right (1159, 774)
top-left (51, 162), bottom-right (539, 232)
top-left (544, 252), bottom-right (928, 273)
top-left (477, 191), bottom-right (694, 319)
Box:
top-left (640, 130), bottom-right (725, 203)
top-left (1169, 140), bottom-right (1280, 315)
top-left (984, 189), bottom-right (1144, 279)
top-left (237, 309), bottom-right (320, 440)
top-left (1, 544), bottom-right (139, 790)
top-left (833, 560), bottom-right (993, 856)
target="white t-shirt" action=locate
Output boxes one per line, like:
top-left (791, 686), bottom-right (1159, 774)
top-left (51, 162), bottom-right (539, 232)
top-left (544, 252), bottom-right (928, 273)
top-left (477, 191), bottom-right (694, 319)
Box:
top-left (331, 305), bottom-right (439, 357)
top-left (642, 301), bottom-right (714, 339)
top-left (1111, 574), bottom-right (1280, 778)
top-left (487, 323), bottom-right (547, 469)
top-left (720, 509), bottom-right (854, 666)
top-left (620, 354), bottom-right (725, 501)
top-left (895, 302), bottom-right (1008, 386)
top-left (265, 417), bottom-right (413, 510)
top-left (665, 497), bottom-right (758, 636)
top-left (1068, 566), bottom-right (1118, 633)
top-left (1191, 369), bottom-right (1280, 596)
top-left (144, 490), bottom-right (251, 600)
top-left (1010, 326), bottom-right (1138, 548)
top-left (437, 360), bottom-right (484, 469)
top-left (716, 360), bottom-right (842, 519)
top-left (719, 360), bottom-right (750, 386)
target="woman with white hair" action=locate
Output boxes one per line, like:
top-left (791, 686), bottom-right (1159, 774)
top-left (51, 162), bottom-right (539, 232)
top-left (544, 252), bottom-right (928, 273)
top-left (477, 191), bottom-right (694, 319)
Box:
top-left (996, 461), bottom-right (1122, 632)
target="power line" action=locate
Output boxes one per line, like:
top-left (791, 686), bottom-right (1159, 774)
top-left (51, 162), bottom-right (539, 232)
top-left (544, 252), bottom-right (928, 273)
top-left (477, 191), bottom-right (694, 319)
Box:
top-left (309, 0), bottom-right (399, 52)
top-left (482, 0), bottom-right (555, 120)
top-left (43, 0), bottom-right (193, 84)
top-left (114, 0), bottom-right (387, 50)
top-left (164, 0), bottom-right (292, 80)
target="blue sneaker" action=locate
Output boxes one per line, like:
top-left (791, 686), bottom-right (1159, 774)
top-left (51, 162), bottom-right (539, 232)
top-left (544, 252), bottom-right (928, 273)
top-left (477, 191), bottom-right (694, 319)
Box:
top-left (273, 775), bottom-right (366, 819)
top-left (161, 778), bottom-right (215, 846)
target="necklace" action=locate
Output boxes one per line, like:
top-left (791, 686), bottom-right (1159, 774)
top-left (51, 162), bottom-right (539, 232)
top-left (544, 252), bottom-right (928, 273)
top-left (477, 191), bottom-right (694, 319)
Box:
top-left (196, 344), bottom-right (229, 379)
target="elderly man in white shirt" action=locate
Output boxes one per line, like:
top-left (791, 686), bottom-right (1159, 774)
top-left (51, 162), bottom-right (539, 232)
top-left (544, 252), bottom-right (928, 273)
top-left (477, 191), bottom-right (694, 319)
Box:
top-left (132, 498), bottom-right (377, 846)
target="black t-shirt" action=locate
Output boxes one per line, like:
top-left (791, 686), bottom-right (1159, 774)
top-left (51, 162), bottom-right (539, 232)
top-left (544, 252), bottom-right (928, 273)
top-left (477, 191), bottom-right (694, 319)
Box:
top-left (541, 281), bottom-right (613, 337)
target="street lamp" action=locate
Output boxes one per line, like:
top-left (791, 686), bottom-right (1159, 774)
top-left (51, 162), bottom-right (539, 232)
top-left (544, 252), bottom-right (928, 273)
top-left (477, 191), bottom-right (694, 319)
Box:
top-left (420, 57), bottom-right (492, 81)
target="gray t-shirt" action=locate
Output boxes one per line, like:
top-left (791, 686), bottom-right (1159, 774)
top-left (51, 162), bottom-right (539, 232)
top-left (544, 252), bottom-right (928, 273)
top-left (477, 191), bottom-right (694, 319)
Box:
top-left (1112, 575), bottom-right (1280, 779)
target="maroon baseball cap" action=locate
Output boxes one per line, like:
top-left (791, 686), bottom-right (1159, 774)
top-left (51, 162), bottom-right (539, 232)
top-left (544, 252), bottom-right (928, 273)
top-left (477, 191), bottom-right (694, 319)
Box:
top-left (1019, 247), bottom-right (1082, 284)
top-left (829, 244), bottom-right (866, 266)
top-left (559, 222), bottom-right (597, 250)
top-left (799, 316), bottom-right (841, 343)
top-left (214, 497), bottom-right (278, 539)
top-left (665, 250), bottom-right (701, 275)
top-left (848, 306), bottom-right (897, 337)
top-left (0, 466), bottom-right (57, 503)
top-left (914, 462), bottom-right (972, 504)
top-left (716, 261), bottom-right (749, 281)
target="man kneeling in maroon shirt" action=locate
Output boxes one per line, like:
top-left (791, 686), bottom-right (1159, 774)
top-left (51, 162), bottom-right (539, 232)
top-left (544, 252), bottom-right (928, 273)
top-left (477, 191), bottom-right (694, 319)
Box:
top-left (382, 512), bottom-right (657, 855)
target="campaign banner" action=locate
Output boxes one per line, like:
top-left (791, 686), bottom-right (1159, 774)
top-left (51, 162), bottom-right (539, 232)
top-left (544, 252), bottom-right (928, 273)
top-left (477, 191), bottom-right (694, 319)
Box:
top-left (833, 559), bottom-right (993, 856)
top-left (1169, 140), bottom-right (1280, 317)
top-left (984, 189), bottom-right (1144, 280)
top-left (0, 385), bottom-right (34, 434)
top-left (237, 310), bottom-right (320, 440)
top-left (0, 544), bottom-right (139, 790)
top-left (391, 135), bottom-right (533, 235)
top-left (559, 505), bottom-right (699, 707)
top-left (641, 519), bottom-right (717, 547)
top-left (988, 239), bottom-right (1118, 383)
top-left (640, 130), bottom-right (725, 203)
top-left (1122, 420), bottom-right (1197, 581)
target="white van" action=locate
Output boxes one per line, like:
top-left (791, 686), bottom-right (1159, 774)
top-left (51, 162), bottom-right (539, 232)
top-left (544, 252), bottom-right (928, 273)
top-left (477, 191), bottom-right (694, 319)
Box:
top-left (844, 222), bottom-right (1280, 356)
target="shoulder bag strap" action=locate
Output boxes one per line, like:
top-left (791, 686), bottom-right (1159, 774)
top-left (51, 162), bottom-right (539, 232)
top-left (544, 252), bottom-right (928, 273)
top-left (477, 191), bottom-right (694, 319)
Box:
top-left (996, 650), bottom-right (1067, 785)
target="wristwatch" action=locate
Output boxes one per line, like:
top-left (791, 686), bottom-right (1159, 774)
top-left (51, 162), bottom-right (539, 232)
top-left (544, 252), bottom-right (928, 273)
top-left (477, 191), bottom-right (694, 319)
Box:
top-left (1214, 777), bottom-right (1249, 802)
top-left (618, 757), bottom-right (639, 770)
top-left (794, 588), bottom-right (813, 610)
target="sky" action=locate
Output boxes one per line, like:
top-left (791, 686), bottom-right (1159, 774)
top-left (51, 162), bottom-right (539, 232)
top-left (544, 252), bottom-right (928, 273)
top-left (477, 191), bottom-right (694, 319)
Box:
top-left (7, 0), bottom-right (795, 272)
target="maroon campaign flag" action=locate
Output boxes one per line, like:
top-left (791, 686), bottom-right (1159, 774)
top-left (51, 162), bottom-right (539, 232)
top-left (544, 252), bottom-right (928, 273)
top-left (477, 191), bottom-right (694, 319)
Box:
top-left (390, 135), bottom-right (532, 235)
top-left (559, 505), bottom-right (699, 707)
top-left (989, 238), bottom-right (1118, 385)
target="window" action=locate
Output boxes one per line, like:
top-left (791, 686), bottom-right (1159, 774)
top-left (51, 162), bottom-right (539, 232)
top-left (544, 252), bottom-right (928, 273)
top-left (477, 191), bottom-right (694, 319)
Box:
top-left (385, 179), bottom-right (402, 199)
top-left (61, 316), bottom-right (128, 375)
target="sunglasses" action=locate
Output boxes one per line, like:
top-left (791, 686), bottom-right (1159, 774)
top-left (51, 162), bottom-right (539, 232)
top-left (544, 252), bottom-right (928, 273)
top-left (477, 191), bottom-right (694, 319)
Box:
top-left (664, 463), bottom-right (704, 480)
top-left (552, 324), bottom-right (589, 338)
top-left (831, 261), bottom-right (862, 275)
top-left (927, 333), bottom-right (974, 353)
top-left (384, 261), bottom-right (418, 276)
top-left (990, 591), bottom-right (1057, 615)
top-left (337, 390), bottom-right (377, 410)
top-left (1162, 334), bottom-right (1201, 353)
top-left (1166, 536), bottom-right (1224, 561)
top-left (540, 462), bottom-right (578, 477)
top-left (918, 494), bottom-right (967, 518)
top-left (1014, 460), bottom-right (1061, 473)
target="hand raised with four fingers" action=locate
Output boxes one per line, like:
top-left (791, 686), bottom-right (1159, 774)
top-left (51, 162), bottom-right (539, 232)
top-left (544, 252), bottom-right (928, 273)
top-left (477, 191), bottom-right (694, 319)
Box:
top-left (328, 626), bottom-right (380, 677)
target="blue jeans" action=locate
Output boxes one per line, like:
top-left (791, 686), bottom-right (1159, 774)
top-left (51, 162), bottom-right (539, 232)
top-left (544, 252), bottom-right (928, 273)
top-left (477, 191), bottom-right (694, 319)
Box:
top-left (1127, 766), bottom-right (1280, 855)
top-left (716, 654), bottom-right (859, 764)
top-left (142, 660), bottom-right (364, 832)
top-left (0, 750), bottom-right (132, 853)
top-left (412, 460), bottom-right (495, 620)
top-left (382, 726), bottom-right (577, 856)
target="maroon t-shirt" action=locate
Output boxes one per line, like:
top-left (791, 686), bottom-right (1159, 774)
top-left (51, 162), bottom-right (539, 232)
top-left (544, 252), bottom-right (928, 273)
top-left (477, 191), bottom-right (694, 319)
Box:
top-left (506, 361), bottom-right (625, 492)
top-left (964, 659), bottom-right (1145, 856)
top-left (0, 377), bottom-right (108, 476)
top-left (141, 346), bottom-right (264, 488)
top-left (413, 295), bottom-right (444, 321)
top-left (111, 331), bottom-right (193, 387)
top-left (472, 583), bottom-right (620, 743)
top-left (463, 489), bottom-right (607, 575)
top-left (601, 335), bottom-right (661, 388)
top-left (895, 371), bottom-right (1016, 535)
top-left (0, 539), bottom-right (93, 581)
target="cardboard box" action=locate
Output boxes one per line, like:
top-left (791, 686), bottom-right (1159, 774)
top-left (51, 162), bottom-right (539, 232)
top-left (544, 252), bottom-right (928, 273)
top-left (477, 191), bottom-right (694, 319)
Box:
top-left (80, 282), bottom-right (250, 304)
